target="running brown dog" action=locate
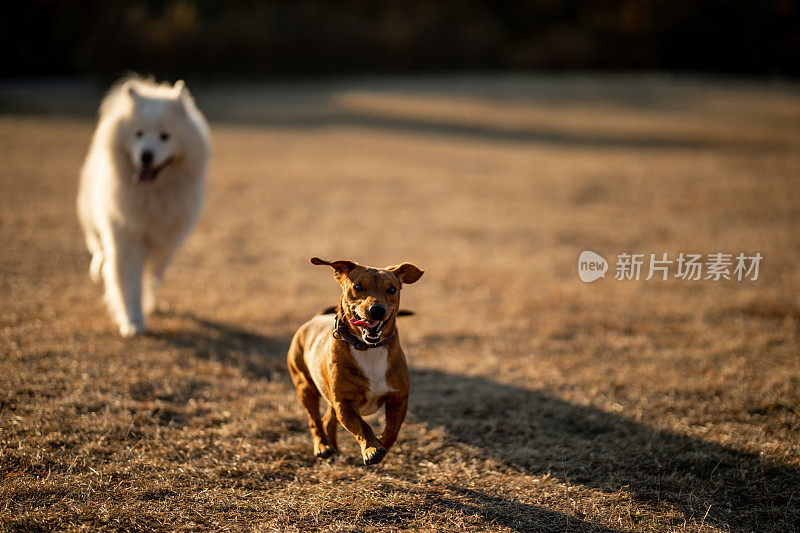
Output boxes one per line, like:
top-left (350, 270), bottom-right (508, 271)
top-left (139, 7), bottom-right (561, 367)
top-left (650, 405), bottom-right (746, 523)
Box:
top-left (287, 257), bottom-right (424, 465)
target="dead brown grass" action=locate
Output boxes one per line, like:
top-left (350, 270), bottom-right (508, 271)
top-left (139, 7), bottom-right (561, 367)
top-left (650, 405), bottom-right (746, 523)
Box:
top-left (1, 75), bottom-right (799, 532)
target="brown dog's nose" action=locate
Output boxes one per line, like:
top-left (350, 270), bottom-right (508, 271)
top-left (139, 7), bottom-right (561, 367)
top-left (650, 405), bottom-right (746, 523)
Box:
top-left (368, 305), bottom-right (386, 321)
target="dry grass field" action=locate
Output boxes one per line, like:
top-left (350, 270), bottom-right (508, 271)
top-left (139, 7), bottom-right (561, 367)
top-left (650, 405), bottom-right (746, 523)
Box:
top-left (1, 75), bottom-right (799, 532)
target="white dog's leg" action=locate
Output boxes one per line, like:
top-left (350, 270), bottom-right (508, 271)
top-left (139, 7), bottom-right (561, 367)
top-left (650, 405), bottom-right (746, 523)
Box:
top-left (143, 248), bottom-right (174, 316)
top-left (102, 232), bottom-right (146, 337)
top-left (89, 251), bottom-right (104, 283)
top-left (82, 228), bottom-right (105, 283)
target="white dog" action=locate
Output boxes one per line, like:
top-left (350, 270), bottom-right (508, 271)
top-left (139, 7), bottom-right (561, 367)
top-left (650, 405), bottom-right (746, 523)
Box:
top-left (77, 76), bottom-right (211, 336)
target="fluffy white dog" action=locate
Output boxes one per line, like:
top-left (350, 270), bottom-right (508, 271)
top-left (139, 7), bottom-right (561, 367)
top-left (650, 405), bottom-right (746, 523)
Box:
top-left (77, 76), bottom-right (211, 336)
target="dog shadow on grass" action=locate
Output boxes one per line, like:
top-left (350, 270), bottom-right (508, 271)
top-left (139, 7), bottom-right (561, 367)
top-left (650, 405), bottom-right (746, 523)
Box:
top-left (149, 311), bottom-right (289, 380)
top-left (411, 369), bottom-right (799, 532)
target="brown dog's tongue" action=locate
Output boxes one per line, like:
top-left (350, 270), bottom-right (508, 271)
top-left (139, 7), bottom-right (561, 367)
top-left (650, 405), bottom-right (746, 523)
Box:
top-left (349, 318), bottom-right (380, 328)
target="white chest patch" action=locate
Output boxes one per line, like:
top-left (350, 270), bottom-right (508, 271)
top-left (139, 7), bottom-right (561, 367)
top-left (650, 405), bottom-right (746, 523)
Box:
top-left (350, 345), bottom-right (392, 415)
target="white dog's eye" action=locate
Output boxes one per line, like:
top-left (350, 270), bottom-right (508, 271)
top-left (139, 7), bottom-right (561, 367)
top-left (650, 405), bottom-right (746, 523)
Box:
top-left (160, 132), bottom-right (170, 141)
top-left (135, 130), bottom-right (143, 138)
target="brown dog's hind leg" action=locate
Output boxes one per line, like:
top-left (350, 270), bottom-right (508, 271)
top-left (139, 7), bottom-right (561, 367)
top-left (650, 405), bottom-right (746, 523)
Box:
top-left (335, 401), bottom-right (386, 465)
top-left (379, 397), bottom-right (408, 451)
top-left (297, 383), bottom-right (335, 458)
top-left (322, 404), bottom-right (339, 452)
top-left (287, 340), bottom-right (335, 459)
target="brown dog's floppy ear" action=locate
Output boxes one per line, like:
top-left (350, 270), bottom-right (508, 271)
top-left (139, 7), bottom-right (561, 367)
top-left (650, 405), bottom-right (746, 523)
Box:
top-left (310, 257), bottom-right (357, 284)
top-left (386, 263), bottom-right (424, 284)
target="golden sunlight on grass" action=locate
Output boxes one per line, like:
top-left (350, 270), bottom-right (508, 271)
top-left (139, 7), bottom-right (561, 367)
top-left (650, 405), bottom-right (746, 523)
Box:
top-left (1, 75), bottom-right (798, 531)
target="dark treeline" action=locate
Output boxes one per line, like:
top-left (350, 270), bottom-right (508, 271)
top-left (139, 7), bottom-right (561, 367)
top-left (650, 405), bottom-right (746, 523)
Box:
top-left (4, 0), bottom-right (799, 79)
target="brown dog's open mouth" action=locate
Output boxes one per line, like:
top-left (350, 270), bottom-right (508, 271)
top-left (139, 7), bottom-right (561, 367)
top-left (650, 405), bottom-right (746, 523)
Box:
top-left (349, 316), bottom-right (386, 343)
top-left (134, 157), bottom-right (173, 183)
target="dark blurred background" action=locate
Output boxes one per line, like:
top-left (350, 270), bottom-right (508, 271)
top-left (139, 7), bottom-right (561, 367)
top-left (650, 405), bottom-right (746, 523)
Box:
top-left (4, 0), bottom-right (799, 80)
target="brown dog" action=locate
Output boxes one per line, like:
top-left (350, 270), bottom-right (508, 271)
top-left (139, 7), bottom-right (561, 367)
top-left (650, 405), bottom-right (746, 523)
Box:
top-left (287, 257), bottom-right (424, 465)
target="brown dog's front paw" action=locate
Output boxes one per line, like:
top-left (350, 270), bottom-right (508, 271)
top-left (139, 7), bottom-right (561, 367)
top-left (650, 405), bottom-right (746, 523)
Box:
top-left (314, 444), bottom-right (336, 459)
top-left (362, 446), bottom-right (387, 465)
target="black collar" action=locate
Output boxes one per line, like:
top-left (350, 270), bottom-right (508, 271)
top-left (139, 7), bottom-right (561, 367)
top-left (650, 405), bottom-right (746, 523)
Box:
top-left (333, 314), bottom-right (395, 351)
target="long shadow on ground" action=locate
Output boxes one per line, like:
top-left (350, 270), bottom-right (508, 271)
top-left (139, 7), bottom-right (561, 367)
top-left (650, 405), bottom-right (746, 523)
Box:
top-left (151, 315), bottom-right (797, 531)
top-left (411, 369), bottom-right (799, 532)
top-left (150, 312), bottom-right (289, 380)
top-left (360, 486), bottom-right (624, 532)
top-left (2, 81), bottom-right (792, 153)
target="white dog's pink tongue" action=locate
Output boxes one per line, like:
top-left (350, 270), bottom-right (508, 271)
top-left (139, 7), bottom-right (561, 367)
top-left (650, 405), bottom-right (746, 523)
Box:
top-left (349, 318), bottom-right (380, 328)
top-left (137, 169), bottom-right (156, 182)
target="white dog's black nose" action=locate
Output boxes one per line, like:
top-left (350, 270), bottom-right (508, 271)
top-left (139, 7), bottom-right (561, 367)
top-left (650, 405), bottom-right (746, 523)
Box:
top-left (141, 151), bottom-right (153, 165)
top-left (368, 305), bottom-right (386, 320)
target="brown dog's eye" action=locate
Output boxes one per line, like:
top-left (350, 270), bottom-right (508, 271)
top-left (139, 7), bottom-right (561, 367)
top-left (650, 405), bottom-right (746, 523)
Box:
top-left (386, 286), bottom-right (397, 295)
top-left (353, 283), bottom-right (364, 292)
top-left (160, 132), bottom-right (170, 141)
